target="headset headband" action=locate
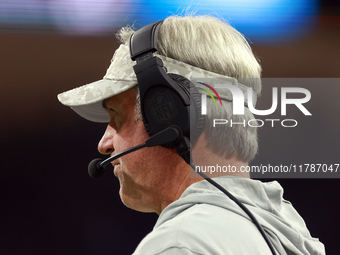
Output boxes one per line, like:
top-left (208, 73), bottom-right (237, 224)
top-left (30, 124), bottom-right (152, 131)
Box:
top-left (130, 21), bottom-right (163, 62)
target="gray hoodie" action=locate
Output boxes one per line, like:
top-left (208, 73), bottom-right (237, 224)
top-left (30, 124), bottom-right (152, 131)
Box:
top-left (133, 177), bottom-right (325, 255)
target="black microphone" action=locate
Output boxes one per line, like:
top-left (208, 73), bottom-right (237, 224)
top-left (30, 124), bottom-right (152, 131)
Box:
top-left (88, 126), bottom-right (182, 179)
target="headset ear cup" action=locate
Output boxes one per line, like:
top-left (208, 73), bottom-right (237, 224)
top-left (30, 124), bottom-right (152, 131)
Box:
top-left (167, 73), bottom-right (205, 145)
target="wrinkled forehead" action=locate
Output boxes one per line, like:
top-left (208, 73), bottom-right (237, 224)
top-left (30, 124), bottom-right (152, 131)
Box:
top-left (101, 86), bottom-right (138, 109)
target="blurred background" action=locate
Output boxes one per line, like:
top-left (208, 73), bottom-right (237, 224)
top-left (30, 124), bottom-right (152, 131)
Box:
top-left (1, 0), bottom-right (339, 254)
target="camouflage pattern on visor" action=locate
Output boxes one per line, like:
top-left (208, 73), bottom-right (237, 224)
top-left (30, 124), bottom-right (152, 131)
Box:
top-left (57, 44), bottom-right (258, 123)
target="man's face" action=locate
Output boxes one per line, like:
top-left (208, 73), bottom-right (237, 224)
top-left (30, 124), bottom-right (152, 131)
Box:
top-left (98, 88), bottom-right (185, 213)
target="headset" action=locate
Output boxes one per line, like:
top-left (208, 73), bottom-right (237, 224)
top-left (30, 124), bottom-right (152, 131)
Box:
top-left (129, 21), bottom-right (277, 255)
top-left (129, 20), bottom-right (205, 159)
top-left (89, 21), bottom-right (276, 255)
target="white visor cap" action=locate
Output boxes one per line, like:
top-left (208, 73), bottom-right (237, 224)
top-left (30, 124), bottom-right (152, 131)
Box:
top-left (57, 44), bottom-right (257, 123)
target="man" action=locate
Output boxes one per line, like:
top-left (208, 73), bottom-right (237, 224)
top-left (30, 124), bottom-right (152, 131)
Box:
top-left (58, 15), bottom-right (325, 254)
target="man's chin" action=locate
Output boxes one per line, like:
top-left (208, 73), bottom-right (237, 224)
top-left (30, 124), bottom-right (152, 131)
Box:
top-left (119, 190), bottom-right (156, 213)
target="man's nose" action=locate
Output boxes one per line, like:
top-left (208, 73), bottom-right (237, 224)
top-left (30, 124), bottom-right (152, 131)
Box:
top-left (98, 124), bottom-right (115, 155)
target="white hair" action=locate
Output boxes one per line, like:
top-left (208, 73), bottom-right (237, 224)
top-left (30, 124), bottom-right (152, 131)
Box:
top-left (116, 15), bottom-right (262, 162)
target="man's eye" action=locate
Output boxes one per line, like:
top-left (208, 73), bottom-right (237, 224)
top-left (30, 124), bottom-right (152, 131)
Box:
top-left (109, 108), bottom-right (116, 115)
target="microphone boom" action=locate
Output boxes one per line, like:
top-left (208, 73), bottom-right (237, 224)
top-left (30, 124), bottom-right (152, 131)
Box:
top-left (88, 126), bottom-right (182, 179)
